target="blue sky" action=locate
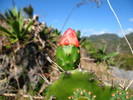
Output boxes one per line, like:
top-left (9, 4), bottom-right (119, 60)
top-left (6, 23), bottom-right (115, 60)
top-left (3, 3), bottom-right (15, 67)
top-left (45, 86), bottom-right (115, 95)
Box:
top-left (0, 0), bottom-right (133, 37)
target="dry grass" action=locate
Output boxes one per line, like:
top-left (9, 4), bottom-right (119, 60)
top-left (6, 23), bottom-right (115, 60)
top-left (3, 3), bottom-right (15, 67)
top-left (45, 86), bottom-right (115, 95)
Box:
top-left (80, 50), bottom-right (133, 91)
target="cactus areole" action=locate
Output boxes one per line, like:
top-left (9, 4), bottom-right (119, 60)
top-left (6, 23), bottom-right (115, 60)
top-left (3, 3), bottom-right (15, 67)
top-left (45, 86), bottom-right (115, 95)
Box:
top-left (55, 28), bottom-right (80, 71)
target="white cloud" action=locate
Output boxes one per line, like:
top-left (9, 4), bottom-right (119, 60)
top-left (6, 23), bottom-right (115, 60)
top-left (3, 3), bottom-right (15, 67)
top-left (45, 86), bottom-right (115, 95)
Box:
top-left (116, 28), bottom-right (133, 37)
top-left (124, 28), bottom-right (133, 34)
top-left (81, 28), bottom-right (133, 37)
top-left (129, 18), bottom-right (133, 22)
top-left (93, 30), bottom-right (107, 35)
top-left (81, 28), bottom-right (111, 36)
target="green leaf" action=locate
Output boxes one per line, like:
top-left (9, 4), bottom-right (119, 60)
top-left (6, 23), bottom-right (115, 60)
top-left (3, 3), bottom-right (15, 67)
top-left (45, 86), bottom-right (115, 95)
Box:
top-left (18, 19), bottom-right (24, 33)
top-left (21, 19), bottom-right (33, 36)
top-left (9, 38), bottom-right (18, 44)
top-left (5, 44), bottom-right (11, 49)
top-left (0, 25), bottom-right (15, 37)
top-left (103, 52), bottom-right (118, 60)
top-left (11, 21), bottom-right (21, 36)
top-left (9, 8), bottom-right (15, 20)
top-left (13, 6), bottom-right (18, 18)
top-left (103, 44), bottom-right (107, 53)
top-left (18, 8), bottom-right (23, 19)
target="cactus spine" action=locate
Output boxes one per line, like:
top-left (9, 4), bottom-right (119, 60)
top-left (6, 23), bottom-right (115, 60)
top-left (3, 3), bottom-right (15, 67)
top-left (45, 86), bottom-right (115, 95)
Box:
top-left (55, 28), bottom-right (80, 71)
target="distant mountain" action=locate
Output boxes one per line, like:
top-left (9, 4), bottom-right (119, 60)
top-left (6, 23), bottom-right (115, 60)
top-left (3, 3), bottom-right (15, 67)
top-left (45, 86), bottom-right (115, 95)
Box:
top-left (89, 34), bottom-right (119, 41)
top-left (87, 33), bottom-right (133, 54)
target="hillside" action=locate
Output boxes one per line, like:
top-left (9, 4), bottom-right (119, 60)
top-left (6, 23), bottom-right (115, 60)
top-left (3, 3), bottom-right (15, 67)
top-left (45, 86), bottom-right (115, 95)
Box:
top-left (88, 33), bottom-right (133, 54)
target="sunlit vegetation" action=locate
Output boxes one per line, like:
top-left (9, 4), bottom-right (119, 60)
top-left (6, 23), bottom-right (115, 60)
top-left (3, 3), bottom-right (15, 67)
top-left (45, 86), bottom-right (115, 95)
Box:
top-left (0, 5), bottom-right (133, 100)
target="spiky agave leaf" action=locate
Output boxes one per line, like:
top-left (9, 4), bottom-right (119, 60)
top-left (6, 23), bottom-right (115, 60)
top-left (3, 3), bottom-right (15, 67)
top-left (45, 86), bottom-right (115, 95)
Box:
top-left (0, 25), bottom-right (15, 37)
top-left (21, 19), bottom-right (33, 37)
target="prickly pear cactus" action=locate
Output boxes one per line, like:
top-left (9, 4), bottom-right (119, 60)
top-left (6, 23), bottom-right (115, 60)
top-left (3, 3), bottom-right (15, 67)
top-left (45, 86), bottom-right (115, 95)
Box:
top-left (55, 28), bottom-right (80, 71)
top-left (46, 69), bottom-right (116, 100)
top-left (50, 28), bottom-right (133, 100)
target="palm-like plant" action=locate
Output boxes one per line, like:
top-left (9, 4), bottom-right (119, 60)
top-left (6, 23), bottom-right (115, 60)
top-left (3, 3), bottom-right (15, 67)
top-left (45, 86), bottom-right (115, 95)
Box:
top-left (0, 6), bottom-right (33, 44)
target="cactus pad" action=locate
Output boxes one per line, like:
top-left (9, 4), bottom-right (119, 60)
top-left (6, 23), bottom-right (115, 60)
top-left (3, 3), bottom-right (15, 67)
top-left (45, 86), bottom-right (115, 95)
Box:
top-left (46, 69), bottom-right (117, 100)
top-left (56, 45), bottom-right (80, 70)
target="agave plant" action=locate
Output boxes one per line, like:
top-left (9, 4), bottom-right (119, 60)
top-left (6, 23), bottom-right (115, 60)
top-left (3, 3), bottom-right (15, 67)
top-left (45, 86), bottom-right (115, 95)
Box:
top-left (81, 38), bottom-right (118, 65)
top-left (0, 6), bottom-right (33, 45)
top-left (92, 44), bottom-right (118, 65)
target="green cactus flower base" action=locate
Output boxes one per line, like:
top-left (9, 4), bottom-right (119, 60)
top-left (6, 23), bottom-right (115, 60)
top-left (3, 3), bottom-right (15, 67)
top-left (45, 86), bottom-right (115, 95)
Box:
top-left (55, 45), bottom-right (80, 71)
top-left (46, 69), bottom-right (133, 100)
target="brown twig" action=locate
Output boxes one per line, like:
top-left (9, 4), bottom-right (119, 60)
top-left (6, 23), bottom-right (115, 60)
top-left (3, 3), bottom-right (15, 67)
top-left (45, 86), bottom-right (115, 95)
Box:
top-left (45, 54), bottom-right (64, 72)
top-left (125, 80), bottom-right (133, 91)
top-left (35, 59), bottom-right (51, 84)
top-left (0, 93), bottom-right (45, 99)
top-left (35, 59), bottom-right (51, 94)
